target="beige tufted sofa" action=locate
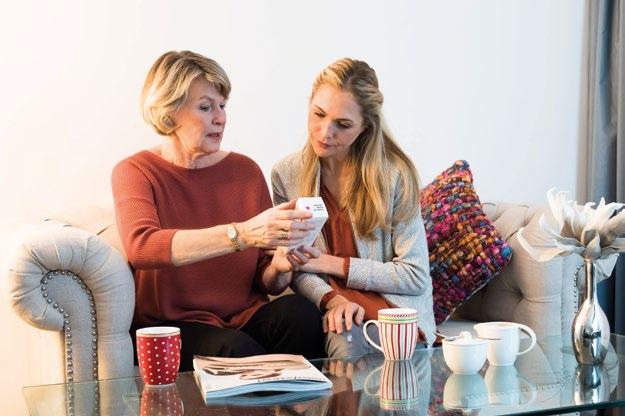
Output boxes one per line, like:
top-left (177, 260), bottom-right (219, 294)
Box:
top-left (1, 202), bottom-right (585, 386)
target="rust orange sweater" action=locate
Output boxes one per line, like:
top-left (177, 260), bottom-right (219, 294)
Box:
top-left (111, 150), bottom-right (272, 329)
top-left (319, 184), bottom-right (390, 321)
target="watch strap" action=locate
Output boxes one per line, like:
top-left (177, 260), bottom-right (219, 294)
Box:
top-left (228, 223), bottom-right (241, 252)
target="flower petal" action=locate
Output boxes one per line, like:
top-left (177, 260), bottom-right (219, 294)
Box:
top-left (547, 188), bottom-right (566, 232)
top-left (582, 232), bottom-right (602, 261)
top-left (552, 237), bottom-right (585, 254)
top-left (595, 253), bottom-right (619, 283)
top-left (517, 227), bottom-right (565, 262)
top-left (602, 209), bottom-right (625, 244)
top-left (581, 200), bottom-right (624, 245)
top-left (570, 202), bottom-right (594, 237)
top-left (539, 215), bottom-right (584, 248)
top-left (601, 237), bottom-right (625, 253)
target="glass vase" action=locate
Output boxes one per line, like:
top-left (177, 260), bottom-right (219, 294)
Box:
top-left (572, 259), bottom-right (610, 364)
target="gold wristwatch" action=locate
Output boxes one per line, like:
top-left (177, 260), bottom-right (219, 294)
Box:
top-left (227, 223), bottom-right (241, 252)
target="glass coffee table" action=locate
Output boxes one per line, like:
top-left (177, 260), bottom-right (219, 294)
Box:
top-left (23, 333), bottom-right (625, 415)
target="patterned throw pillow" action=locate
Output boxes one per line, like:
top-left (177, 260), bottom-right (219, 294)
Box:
top-left (420, 160), bottom-right (512, 324)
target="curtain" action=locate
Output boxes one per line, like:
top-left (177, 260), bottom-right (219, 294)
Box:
top-left (585, 0), bottom-right (625, 335)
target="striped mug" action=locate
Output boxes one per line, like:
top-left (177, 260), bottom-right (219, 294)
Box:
top-left (363, 308), bottom-right (419, 360)
top-left (364, 359), bottom-right (420, 411)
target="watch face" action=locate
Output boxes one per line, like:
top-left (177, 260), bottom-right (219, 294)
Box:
top-left (228, 226), bottom-right (237, 239)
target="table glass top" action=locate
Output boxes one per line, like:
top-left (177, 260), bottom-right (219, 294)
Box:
top-left (23, 333), bottom-right (625, 415)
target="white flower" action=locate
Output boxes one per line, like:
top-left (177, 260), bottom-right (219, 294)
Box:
top-left (517, 188), bottom-right (625, 280)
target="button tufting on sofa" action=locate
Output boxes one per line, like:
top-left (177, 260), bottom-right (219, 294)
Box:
top-left (2, 221), bottom-right (135, 383)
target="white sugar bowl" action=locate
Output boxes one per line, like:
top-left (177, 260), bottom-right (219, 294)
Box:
top-left (443, 373), bottom-right (488, 412)
top-left (442, 331), bottom-right (487, 374)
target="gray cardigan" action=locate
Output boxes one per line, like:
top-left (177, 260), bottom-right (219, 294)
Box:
top-left (271, 151), bottom-right (436, 346)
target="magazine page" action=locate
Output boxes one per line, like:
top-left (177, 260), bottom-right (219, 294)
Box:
top-left (193, 353), bottom-right (332, 399)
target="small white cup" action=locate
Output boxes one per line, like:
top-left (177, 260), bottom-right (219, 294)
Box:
top-left (473, 322), bottom-right (537, 366)
top-left (442, 331), bottom-right (487, 374)
top-left (485, 365), bottom-right (537, 406)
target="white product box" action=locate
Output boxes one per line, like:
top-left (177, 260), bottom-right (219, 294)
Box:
top-left (294, 197), bottom-right (328, 248)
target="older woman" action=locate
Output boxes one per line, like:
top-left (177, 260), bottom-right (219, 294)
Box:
top-left (272, 58), bottom-right (436, 358)
top-left (112, 50), bottom-right (325, 371)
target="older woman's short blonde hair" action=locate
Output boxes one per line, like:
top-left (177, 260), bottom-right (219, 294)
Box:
top-left (140, 50), bottom-right (231, 135)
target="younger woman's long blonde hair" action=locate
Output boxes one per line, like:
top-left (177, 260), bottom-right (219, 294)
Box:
top-left (298, 58), bottom-right (420, 239)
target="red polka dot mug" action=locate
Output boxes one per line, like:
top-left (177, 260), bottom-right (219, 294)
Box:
top-left (136, 327), bottom-right (181, 386)
top-left (140, 383), bottom-right (184, 416)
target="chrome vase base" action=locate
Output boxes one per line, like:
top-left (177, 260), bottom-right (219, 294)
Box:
top-left (572, 313), bottom-right (610, 365)
top-left (572, 260), bottom-right (611, 365)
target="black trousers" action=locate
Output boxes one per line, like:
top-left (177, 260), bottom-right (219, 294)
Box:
top-left (131, 294), bottom-right (326, 371)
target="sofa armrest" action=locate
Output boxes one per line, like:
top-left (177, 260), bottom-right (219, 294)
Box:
top-left (455, 202), bottom-right (580, 338)
top-left (2, 221), bottom-right (135, 383)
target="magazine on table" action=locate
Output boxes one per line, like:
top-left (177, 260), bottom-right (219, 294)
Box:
top-left (192, 353), bottom-right (333, 402)
top-left (192, 378), bottom-right (333, 407)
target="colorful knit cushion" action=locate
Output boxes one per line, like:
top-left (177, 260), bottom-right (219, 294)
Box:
top-left (420, 160), bottom-right (512, 324)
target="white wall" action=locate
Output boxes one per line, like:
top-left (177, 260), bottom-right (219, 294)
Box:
top-left (0, 0), bottom-right (586, 414)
